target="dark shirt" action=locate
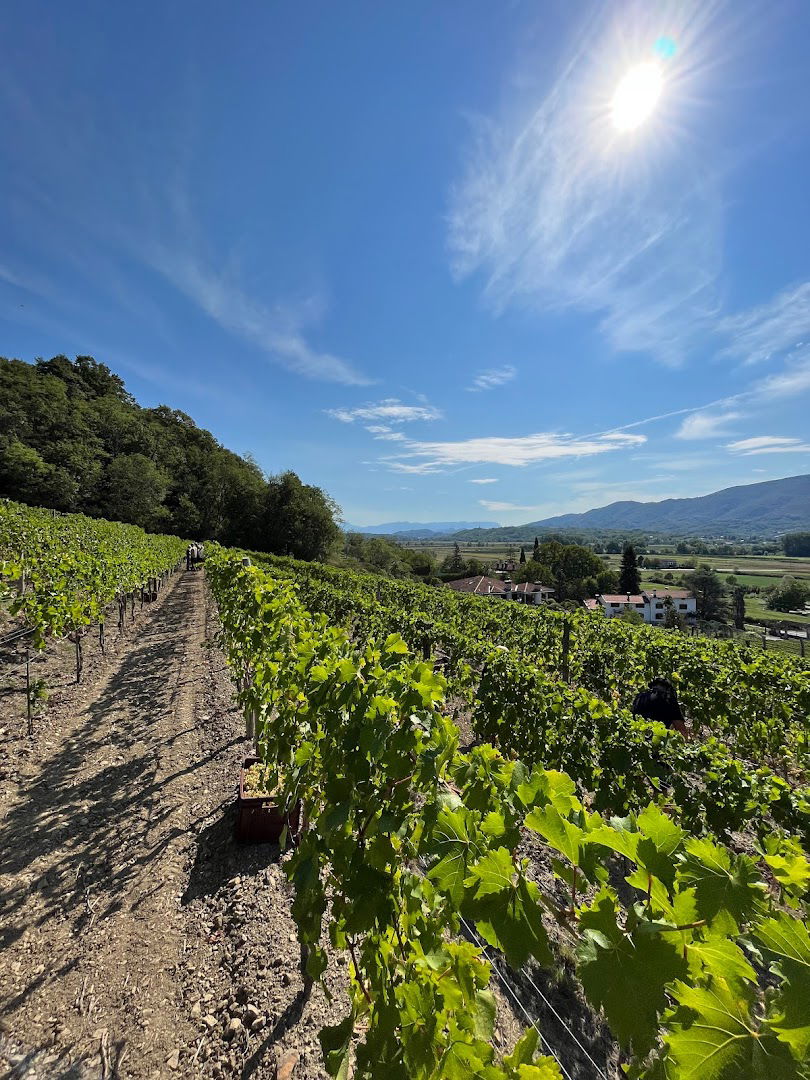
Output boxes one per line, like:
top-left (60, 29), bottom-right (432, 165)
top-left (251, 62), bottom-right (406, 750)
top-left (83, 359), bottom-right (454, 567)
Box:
top-left (632, 684), bottom-right (686, 731)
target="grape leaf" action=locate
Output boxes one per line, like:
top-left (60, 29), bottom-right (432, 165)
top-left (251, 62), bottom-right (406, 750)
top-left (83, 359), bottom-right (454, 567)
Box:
top-left (686, 934), bottom-right (756, 992)
top-left (679, 838), bottom-right (766, 933)
top-left (524, 805), bottom-right (584, 865)
top-left (665, 981), bottom-right (801, 1080)
top-left (319, 1014), bottom-right (354, 1080)
top-left (753, 914), bottom-right (810, 1059)
top-left (576, 888), bottom-right (687, 1054)
top-left (465, 848), bottom-right (517, 897)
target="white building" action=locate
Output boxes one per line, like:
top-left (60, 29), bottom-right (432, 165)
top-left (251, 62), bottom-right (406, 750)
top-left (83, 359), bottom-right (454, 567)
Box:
top-left (588, 589), bottom-right (696, 625)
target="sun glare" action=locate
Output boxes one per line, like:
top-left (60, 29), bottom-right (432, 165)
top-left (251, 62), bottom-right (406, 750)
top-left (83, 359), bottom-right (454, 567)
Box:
top-left (611, 62), bottom-right (664, 132)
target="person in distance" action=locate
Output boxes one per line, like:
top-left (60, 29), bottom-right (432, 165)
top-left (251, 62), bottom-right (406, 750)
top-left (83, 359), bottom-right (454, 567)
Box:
top-left (632, 677), bottom-right (688, 737)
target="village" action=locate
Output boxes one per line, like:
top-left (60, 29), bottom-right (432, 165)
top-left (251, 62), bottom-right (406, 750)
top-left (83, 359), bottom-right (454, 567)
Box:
top-left (446, 562), bottom-right (697, 624)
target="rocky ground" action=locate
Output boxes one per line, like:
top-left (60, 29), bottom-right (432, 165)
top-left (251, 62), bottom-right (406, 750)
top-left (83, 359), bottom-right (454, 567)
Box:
top-left (0, 571), bottom-right (345, 1079)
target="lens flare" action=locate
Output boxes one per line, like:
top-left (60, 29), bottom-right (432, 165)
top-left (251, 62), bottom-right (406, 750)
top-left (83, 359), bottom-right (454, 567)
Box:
top-left (611, 62), bottom-right (664, 132)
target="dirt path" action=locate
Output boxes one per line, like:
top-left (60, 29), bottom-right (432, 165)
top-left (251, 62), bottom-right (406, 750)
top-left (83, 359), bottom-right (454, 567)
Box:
top-left (0, 572), bottom-right (343, 1079)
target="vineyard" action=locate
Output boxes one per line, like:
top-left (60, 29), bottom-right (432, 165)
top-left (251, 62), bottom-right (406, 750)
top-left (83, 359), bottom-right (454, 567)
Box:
top-left (0, 499), bottom-right (187, 723)
top-left (209, 548), bottom-right (810, 1080)
top-left (1, 507), bottom-right (808, 1079)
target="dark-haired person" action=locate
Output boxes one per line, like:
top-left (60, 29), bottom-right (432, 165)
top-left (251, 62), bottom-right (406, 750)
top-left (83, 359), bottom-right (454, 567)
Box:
top-left (632, 677), bottom-right (688, 737)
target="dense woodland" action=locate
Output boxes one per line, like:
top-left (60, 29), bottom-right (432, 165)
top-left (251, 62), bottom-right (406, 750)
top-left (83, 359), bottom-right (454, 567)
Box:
top-left (0, 355), bottom-right (340, 559)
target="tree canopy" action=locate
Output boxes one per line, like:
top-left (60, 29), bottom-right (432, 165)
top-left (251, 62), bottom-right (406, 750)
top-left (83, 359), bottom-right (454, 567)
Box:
top-left (619, 544), bottom-right (641, 595)
top-left (783, 532), bottom-right (810, 557)
top-left (0, 354), bottom-right (341, 559)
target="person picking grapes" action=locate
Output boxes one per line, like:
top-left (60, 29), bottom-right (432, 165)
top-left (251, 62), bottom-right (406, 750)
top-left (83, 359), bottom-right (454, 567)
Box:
top-left (632, 677), bottom-right (688, 737)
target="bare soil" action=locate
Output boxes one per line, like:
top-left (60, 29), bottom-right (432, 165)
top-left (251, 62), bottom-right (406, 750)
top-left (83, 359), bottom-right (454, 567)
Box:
top-left (0, 572), bottom-right (345, 1079)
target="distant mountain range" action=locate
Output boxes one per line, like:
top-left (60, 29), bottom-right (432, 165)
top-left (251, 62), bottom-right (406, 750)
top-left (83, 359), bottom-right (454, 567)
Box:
top-left (448, 474), bottom-right (810, 541)
top-left (343, 520), bottom-right (499, 537)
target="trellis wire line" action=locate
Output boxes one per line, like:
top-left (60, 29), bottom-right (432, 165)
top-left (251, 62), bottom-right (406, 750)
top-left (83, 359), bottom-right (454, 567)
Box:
top-left (458, 913), bottom-right (576, 1080)
top-left (415, 852), bottom-right (597, 1080)
top-left (0, 625), bottom-right (36, 648)
top-left (500, 954), bottom-right (610, 1079)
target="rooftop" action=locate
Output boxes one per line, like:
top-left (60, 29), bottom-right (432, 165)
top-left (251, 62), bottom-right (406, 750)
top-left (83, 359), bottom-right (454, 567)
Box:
top-left (446, 575), bottom-right (503, 595)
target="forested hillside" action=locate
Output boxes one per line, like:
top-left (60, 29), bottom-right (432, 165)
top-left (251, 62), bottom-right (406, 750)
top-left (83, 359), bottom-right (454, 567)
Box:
top-left (0, 355), bottom-right (339, 558)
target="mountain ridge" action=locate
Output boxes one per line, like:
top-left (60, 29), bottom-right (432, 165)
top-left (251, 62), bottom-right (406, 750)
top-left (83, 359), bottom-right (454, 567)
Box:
top-left (343, 520), bottom-right (499, 537)
top-left (445, 474), bottom-right (810, 541)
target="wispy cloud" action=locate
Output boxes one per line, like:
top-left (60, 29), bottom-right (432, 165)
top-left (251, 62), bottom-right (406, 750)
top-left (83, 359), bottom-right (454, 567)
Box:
top-left (675, 410), bottom-right (744, 440)
top-left (146, 248), bottom-right (371, 386)
top-left (385, 431), bottom-right (645, 470)
top-left (384, 461), bottom-right (445, 476)
top-left (327, 398), bottom-right (443, 424)
top-left (469, 477), bottom-right (498, 484)
top-left (448, 3), bottom-right (722, 365)
top-left (466, 365), bottom-right (517, 392)
top-left (749, 352), bottom-right (810, 400)
top-left (479, 500), bottom-right (542, 512)
top-left (718, 282), bottom-right (810, 366)
top-left (365, 425), bottom-right (407, 441)
top-left (726, 436), bottom-right (810, 455)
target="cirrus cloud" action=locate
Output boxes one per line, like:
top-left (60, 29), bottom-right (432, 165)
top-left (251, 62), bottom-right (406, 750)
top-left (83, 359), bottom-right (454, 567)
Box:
top-left (384, 430), bottom-right (645, 470)
top-left (326, 398), bottom-right (443, 424)
top-left (466, 365), bottom-right (517, 392)
top-left (675, 410), bottom-right (744, 440)
top-left (726, 435), bottom-right (810, 455)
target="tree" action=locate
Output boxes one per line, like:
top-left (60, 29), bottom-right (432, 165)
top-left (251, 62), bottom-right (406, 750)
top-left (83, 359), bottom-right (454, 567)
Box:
top-left (766, 576), bottom-right (809, 613)
top-left (662, 596), bottom-right (681, 629)
top-left (519, 546), bottom-right (526, 564)
top-left (261, 470), bottom-right (341, 561)
top-left (0, 354), bottom-right (344, 558)
top-left (619, 544), bottom-right (640, 595)
top-left (686, 567), bottom-right (728, 622)
top-left (102, 454), bottom-right (170, 530)
top-left (733, 586), bottom-right (746, 630)
top-left (533, 536), bottom-right (540, 560)
top-left (784, 532), bottom-right (810, 557)
top-left (441, 542), bottom-right (466, 579)
top-left (619, 607), bottom-right (644, 625)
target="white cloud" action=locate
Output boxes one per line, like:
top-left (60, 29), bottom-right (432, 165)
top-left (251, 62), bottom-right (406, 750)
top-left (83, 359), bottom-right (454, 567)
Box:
top-left (726, 436), bottom-right (810, 455)
top-left (146, 248), bottom-right (371, 386)
top-left (388, 431), bottom-right (645, 469)
top-left (479, 500), bottom-right (542, 512)
top-left (469, 477), bottom-right (498, 484)
top-left (749, 353), bottom-right (810, 400)
top-left (675, 410), bottom-right (744, 440)
top-left (365, 425), bottom-right (406, 441)
top-left (466, 365), bottom-right (517, 392)
top-left (448, 3), bottom-right (721, 365)
top-left (384, 461), bottom-right (445, 475)
top-left (327, 398), bottom-right (443, 424)
top-left (718, 282), bottom-right (810, 366)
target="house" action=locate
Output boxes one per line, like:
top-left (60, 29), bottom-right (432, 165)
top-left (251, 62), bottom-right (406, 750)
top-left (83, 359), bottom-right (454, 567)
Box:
top-left (643, 589), bottom-right (697, 625)
top-left (446, 575), bottom-right (504, 597)
top-left (588, 589), bottom-right (696, 625)
top-left (510, 581), bottom-right (556, 605)
top-left (446, 577), bottom-right (555, 605)
top-left (492, 560), bottom-right (518, 573)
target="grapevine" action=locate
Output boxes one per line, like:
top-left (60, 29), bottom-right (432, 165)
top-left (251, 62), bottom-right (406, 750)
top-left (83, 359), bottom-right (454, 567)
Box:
top-left (207, 549), bottom-right (810, 1080)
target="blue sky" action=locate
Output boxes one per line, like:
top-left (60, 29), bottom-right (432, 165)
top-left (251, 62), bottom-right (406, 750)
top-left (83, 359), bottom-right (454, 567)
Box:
top-left (1, 0), bottom-right (809, 526)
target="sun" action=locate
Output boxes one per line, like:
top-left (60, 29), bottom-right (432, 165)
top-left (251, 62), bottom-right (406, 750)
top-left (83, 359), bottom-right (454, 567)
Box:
top-left (611, 62), bottom-right (664, 132)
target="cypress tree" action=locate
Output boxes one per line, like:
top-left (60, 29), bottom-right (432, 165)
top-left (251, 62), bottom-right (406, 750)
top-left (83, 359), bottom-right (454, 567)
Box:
top-left (619, 544), bottom-right (640, 595)
top-left (519, 546), bottom-right (526, 564)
